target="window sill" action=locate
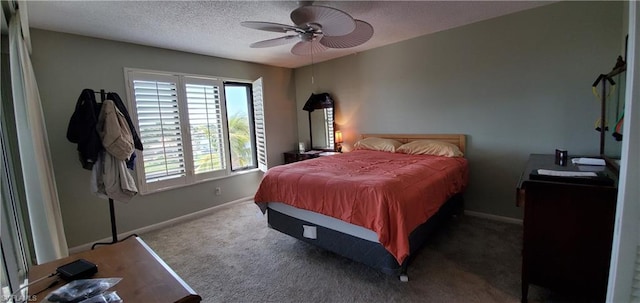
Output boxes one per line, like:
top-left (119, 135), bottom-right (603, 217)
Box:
top-left (139, 168), bottom-right (261, 195)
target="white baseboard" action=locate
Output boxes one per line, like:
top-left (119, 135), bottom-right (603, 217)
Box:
top-left (464, 210), bottom-right (523, 225)
top-left (68, 196), bottom-right (254, 254)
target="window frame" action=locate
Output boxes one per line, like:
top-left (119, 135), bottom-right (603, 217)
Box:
top-left (124, 68), bottom-right (261, 194)
top-left (223, 81), bottom-right (257, 172)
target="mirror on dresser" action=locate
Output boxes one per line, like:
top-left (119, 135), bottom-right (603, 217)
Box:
top-left (598, 56), bottom-right (625, 172)
top-left (303, 93), bottom-right (335, 150)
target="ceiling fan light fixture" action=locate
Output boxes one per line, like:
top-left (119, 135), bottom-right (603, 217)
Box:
top-left (299, 32), bottom-right (317, 42)
top-left (305, 22), bottom-right (322, 32)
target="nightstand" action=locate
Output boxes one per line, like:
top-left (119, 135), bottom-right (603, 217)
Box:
top-left (283, 150), bottom-right (321, 164)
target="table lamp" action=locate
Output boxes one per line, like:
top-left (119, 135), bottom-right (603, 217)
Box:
top-left (335, 130), bottom-right (343, 152)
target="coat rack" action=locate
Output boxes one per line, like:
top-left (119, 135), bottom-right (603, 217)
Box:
top-left (91, 89), bottom-right (138, 249)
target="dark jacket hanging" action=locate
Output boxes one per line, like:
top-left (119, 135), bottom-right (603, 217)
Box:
top-left (67, 89), bottom-right (103, 170)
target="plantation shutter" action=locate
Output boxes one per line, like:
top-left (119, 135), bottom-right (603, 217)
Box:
top-left (125, 69), bottom-right (264, 194)
top-left (185, 77), bottom-right (227, 179)
top-left (252, 78), bottom-right (267, 172)
top-left (131, 76), bottom-right (187, 191)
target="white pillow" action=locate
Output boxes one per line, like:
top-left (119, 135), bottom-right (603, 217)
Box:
top-left (397, 140), bottom-right (463, 157)
top-left (353, 137), bottom-right (403, 152)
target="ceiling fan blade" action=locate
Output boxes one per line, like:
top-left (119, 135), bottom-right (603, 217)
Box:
top-left (241, 21), bottom-right (302, 33)
top-left (320, 20), bottom-right (374, 49)
top-left (291, 40), bottom-right (328, 56)
top-left (250, 35), bottom-right (299, 48)
top-left (290, 5), bottom-right (356, 37)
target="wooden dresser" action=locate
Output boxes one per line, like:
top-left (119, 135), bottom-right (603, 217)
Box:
top-left (517, 154), bottom-right (617, 303)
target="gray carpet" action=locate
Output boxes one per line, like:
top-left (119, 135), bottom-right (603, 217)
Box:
top-left (141, 201), bottom-right (553, 303)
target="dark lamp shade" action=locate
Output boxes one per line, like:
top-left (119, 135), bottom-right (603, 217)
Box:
top-left (303, 93), bottom-right (334, 112)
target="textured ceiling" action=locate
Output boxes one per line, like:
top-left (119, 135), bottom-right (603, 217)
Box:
top-left (26, 1), bottom-right (552, 69)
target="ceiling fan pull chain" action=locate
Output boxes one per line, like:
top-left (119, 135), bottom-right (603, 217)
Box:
top-left (311, 48), bottom-right (315, 85)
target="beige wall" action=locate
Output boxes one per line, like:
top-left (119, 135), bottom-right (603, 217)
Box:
top-left (30, 30), bottom-right (297, 247)
top-left (28, 1), bottom-right (624, 246)
top-left (294, 1), bottom-right (623, 218)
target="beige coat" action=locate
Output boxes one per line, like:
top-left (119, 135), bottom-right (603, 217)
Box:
top-left (93, 99), bottom-right (138, 201)
top-left (97, 99), bottom-right (134, 160)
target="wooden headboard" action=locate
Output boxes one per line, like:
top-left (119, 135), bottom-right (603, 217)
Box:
top-left (361, 134), bottom-right (466, 154)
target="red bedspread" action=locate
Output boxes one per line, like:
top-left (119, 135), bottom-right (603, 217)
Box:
top-left (254, 149), bottom-right (469, 264)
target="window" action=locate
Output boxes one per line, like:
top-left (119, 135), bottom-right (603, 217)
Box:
top-left (224, 83), bottom-right (256, 171)
top-left (125, 69), bottom-right (266, 194)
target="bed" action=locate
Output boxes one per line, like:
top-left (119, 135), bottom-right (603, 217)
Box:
top-left (254, 134), bottom-right (469, 281)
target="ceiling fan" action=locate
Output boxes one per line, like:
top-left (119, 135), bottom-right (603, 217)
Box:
top-left (241, 3), bottom-right (374, 56)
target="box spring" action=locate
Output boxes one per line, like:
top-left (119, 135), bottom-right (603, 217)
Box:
top-left (266, 193), bottom-right (464, 276)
